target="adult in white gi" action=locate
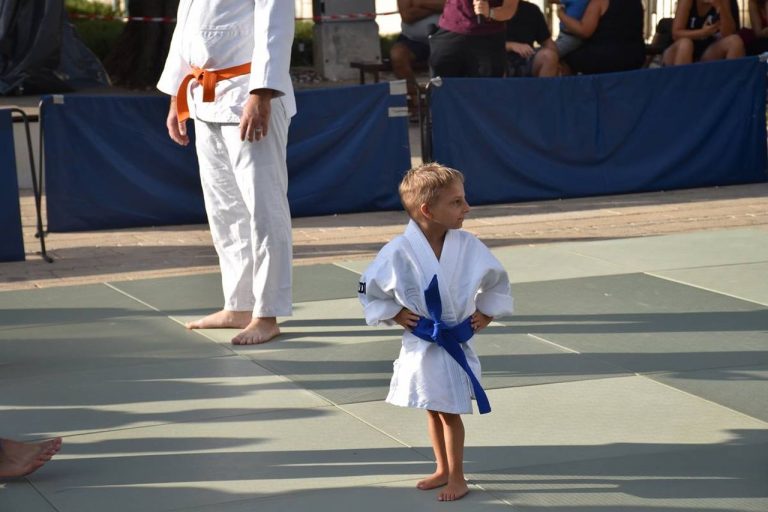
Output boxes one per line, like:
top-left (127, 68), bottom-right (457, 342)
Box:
top-left (158, 0), bottom-right (295, 344)
top-left (358, 163), bottom-right (513, 501)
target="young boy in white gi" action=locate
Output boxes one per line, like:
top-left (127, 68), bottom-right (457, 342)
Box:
top-left (358, 163), bottom-right (513, 502)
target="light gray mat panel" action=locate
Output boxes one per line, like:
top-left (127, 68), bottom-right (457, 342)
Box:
top-left (490, 244), bottom-right (630, 283)
top-left (651, 262), bottom-right (768, 306)
top-left (564, 228), bottom-right (768, 270)
top-left (500, 274), bottom-right (768, 373)
top-left (241, 337), bottom-right (402, 405)
top-left (291, 264), bottom-right (360, 302)
top-left (29, 408), bottom-right (430, 512)
top-left (233, 320), bottom-right (631, 405)
top-left (0, 285), bottom-right (230, 380)
top-left (651, 365), bottom-right (768, 423)
top-left (0, 357), bottom-right (328, 436)
top-left (0, 481), bottom-right (57, 512)
top-left (109, 273), bottom-right (223, 313)
top-left (184, 481), bottom-right (512, 512)
top-left (345, 376), bottom-right (768, 474)
top-left (0, 283), bottom-right (153, 326)
top-left (475, 329), bottom-right (632, 389)
top-left (171, 297), bottom-right (397, 346)
top-left (474, 439), bottom-right (768, 512)
top-left (108, 264), bottom-right (360, 314)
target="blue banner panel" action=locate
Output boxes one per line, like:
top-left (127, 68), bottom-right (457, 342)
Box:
top-left (288, 83), bottom-right (408, 216)
top-left (43, 95), bottom-right (204, 232)
top-left (431, 58), bottom-right (767, 205)
top-left (0, 110), bottom-right (25, 261)
top-left (43, 83), bottom-right (408, 232)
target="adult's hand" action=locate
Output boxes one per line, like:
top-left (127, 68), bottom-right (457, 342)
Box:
top-left (166, 97), bottom-right (189, 146)
top-left (702, 20), bottom-right (721, 37)
top-left (507, 42), bottom-right (535, 58)
top-left (473, 0), bottom-right (491, 17)
top-left (240, 89), bottom-right (274, 142)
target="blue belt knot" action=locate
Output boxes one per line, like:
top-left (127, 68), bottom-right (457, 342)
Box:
top-left (430, 321), bottom-right (441, 340)
top-left (410, 275), bottom-right (491, 414)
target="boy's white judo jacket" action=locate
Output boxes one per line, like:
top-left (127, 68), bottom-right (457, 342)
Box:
top-left (359, 221), bottom-right (514, 414)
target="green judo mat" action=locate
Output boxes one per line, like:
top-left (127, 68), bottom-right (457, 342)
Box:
top-left (1, 228), bottom-right (767, 512)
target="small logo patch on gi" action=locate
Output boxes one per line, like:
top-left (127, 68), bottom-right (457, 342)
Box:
top-left (358, 281), bottom-right (366, 294)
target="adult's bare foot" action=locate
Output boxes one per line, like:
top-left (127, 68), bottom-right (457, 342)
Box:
top-left (416, 471), bottom-right (449, 490)
top-left (0, 437), bottom-right (62, 479)
top-left (231, 317), bottom-right (280, 345)
top-left (437, 481), bottom-right (469, 502)
top-left (185, 310), bottom-right (251, 330)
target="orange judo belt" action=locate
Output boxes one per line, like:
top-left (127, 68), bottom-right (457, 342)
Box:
top-left (175, 62), bottom-right (251, 122)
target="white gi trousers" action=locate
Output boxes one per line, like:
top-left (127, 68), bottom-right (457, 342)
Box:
top-left (193, 97), bottom-right (292, 318)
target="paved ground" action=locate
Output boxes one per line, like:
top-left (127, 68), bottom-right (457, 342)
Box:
top-left (2, 181), bottom-right (768, 291)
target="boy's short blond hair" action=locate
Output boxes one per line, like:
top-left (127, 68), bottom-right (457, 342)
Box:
top-left (399, 162), bottom-right (465, 218)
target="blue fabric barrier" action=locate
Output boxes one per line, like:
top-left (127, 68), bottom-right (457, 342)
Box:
top-left (0, 110), bottom-right (25, 261)
top-left (431, 58), bottom-right (767, 205)
top-left (43, 95), bottom-right (204, 232)
top-left (42, 83), bottom-right (408, 232)
top-left (287, 84), bottom-right (408, 217)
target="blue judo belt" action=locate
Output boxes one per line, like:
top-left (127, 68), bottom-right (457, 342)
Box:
top-left (410, 275), bottom-right (491, 414)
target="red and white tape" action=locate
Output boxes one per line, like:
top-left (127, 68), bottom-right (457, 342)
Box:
top-left (68, 11), bottom-right (400, 23)
top-left (68, 13), bottom-right (176, 23)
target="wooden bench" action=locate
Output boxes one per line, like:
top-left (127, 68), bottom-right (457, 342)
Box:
top-left (350, 59), bottom-right (429, 84)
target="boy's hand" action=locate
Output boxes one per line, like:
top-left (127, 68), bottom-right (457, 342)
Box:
top-left (166, 97), bottom-right (189, 146)
top-left (393, 307), bottom-right (419, 330)
top-left (471, 310), bottom-right (493, 332)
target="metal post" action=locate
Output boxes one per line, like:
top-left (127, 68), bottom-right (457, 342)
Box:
top-left (10, 107), bottom-right (52, 263)
top-left (421, 77), bottom-right (442, 163)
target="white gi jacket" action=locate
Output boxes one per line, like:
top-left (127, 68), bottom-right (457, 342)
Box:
top-left (359, 220), bottom-right (514, 414)
top-left (157, 0), bottom-right (296, 123)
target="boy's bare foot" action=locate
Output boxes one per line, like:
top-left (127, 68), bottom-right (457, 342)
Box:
top-left (416, 471), bottom-right (449, 490)
top-left (0, 437), bottom-right (62, 479)
top-left (437, 481), bottom-right (469, 502)
top-left (185, 310), bottom-right (251, 330)
top-left (231, 317), bottom-right (280, 345)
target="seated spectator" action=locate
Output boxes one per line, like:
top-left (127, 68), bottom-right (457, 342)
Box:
top-left (558, 0), bottom-right (646, 75)
top-left (738, 0), bottom-right (768, 55)
top-left (505, 0), bottom-right (559, 77)
top-left (663, 0), bottom-right (744, 65)
top-left (430, 0), bottom-right (520, 78)
top-left (391, 1), bottom-right (445, 118)
top-left (552, 0), bottom-right (590, 58)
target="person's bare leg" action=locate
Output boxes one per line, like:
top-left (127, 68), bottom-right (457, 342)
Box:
top-left (436, 413), bottom-right (469, 501)
top-left (186, 310), bottom-right (252, 330)
top-left (662, 38), bottom-right (694, 66)
top-left (390, 43), bottom-right (419, 115)
top-left (417, 410), bottom-right (450, 490)
top-left (231, 316), bottom-right (280, 345)
top-left (0, 437), bottom-right (62, 479)
top-left (533, 48), bottom-right (559, 78)
top-left (701, 34), bottom-right (745, 62)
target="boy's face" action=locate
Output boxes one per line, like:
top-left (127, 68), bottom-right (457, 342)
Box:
top-left (425, 180), bottom-right (470, 230)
